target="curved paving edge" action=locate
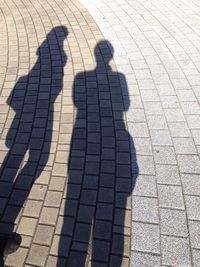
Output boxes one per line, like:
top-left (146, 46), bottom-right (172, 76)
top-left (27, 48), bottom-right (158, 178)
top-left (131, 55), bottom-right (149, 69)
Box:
top-left (0, 0), bottom-right (134, 266)
top-left (80, 0), bottom-right (200, 266)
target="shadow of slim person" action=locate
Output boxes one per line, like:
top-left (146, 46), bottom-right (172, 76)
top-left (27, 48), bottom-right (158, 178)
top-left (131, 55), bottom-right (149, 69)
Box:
top-left (57, 40), bottom-right (138, 267)
top-left (0, 26), bottom-right (68, 263)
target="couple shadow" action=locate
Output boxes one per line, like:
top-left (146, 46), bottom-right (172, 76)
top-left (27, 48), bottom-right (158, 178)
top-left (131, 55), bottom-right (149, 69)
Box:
top-left (0, 26), bottom-right (138, 266)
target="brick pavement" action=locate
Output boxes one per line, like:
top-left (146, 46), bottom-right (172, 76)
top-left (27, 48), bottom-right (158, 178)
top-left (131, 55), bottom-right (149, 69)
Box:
top-left (0, 0), bottom-right (135, 266)
top-left (79, 0), bottom-right (200, 266)
top-left (0, 0), bottom-right (200, 266)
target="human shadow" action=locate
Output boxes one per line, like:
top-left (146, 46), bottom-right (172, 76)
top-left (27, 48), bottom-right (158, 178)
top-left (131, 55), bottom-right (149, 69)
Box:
top-left (57, 40), bottom-right (138, 267)
top-left (0, 26), bottom-right (68, 264)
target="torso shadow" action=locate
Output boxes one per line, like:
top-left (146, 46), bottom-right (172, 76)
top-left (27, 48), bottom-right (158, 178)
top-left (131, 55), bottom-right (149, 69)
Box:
top-left (58, 40), bottom-right (138, 267)
top-left (0, 26), bottom-right (68, 261)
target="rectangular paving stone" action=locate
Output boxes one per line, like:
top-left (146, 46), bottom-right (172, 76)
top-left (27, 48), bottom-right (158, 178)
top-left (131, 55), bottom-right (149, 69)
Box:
top-left (189, 220), bottom-right (200, 249)
top-left (23, 200), bottom-right (42, 218)
top-left (177, 155), bottom-right (200, 174)
top-left (143, 102), bottom-right (163, 115)
top-left (132, 175), bottom-right (157, 197)
top-left (131, 222), bottom-right (160, 254)
top-left (94, 220), bottom-right (112, 240)
top-left (181, 174), bottom-right (200, 195)
top-left (96, 203), bottom-right (113, 221)
top-left (147, 115), bottom-right (168, 129)
top-left (153, 146), bottom-right (177, 165)
top-left (161, 236), bottom-right (191, 266)
top-left (192, 129), bottom-right (200, 145)
top-left (128, 122), bottom-right (149, 137)
top-left (110, 255), bottom-right (129, 267)
top-left (34, 224), bottom-right (54, 245)
top-left (92, 240), bottom-right (110, 262)
top-left (168, 122), bottom-right (191, 137)
top-left (49, 176), bottom-right (65, 191)
top-left (46, 256), bottom-right (66, 267)
top-left (114, 208), bottom-right (131, 228)
top-left (112, 234), bottom-right (130, 257)
top-left (192, 249), bottom-right (200, 267)
top-left (136, 155), bottom-right (155, 175)
top-left (27, 244), bottom-right (49, 266)
top-left (50, 235), bottom-right (70, 257)
top-left (39, 207), bottom-right (59, 225)
top-left (5, 247), bottom-right (28, 267)
top-left (55, 216), bottom-right (75, 236)
top-left (44, 191), bottom-right (62, 207)
top-left (160, 208), bottom-right (188, 237)
top-left (74, 223), bottom-right (91, 243)
top-left (160, 95), bottom-right (179, 108)
top-left (158, 185), bottom-right (184, 209)
top-left (173, 137), bottom-right (197, 154)
top-left (133, 138), bottom-right (152, 155)
top-left (185, 195), bottom-right (200, 220)
top-left (156, 164), bottom-right (181, 185)
top-left (67, 251), bottom-right (87, 267)
top-left (186, 115), bottom-right (200, 128)
top-left (18, 217), bottom-right (37, 236)
top-left (130, 251), bottom-right (161, 267)
top-left (132, 196), bottom-right (159, 223)
top-left (28, 184), bottom-right (47, 200)
top-left (150, 130), bottom-right (172, 146)
top-left (52, 163), bottom-right (67, 177)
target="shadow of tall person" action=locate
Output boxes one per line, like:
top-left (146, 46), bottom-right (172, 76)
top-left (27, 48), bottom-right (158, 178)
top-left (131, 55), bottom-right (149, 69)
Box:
top-left (57, 40), bottom-right (138, 267)
top-left (0, 26), bottom-right (68, 263)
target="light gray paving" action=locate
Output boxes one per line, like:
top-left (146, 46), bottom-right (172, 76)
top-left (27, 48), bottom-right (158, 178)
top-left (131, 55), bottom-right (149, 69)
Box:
top-left (80, 0), bottom-right (200, 265)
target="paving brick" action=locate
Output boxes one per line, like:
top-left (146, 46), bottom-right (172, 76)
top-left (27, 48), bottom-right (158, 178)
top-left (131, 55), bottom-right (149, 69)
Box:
top-left (93, 220), bottom-right (112, 240)
top-left (132, 175), bottom-right (157, 197)
top-left (173, 137), bottom-right (197, 154)
top-left (110, 255), bottom-right (129, 267)
top-left (44, 191), bottom-right (62, 207)
top-left (34, 224), bottom-right (54, 245)
top-left (181, 174), bottom-right (200, 195)
top-left (160, 208), bottom-right (188, 237)
top-left (153, 146), bottom-right (176, 165)
top-left (130, 251), bottom-right (161, 267)
top-left (92, 240), bottom-right (110, 262)
top-left (150, 130), bottom-right (172, 146)
top-left (168, 122), bottom-right (191, 137)
top-left (136, 155), bottom-right (155, 175)
top-left (161, 236), bottom-right (191, 266)
top-left (27, 244), bottom-right (49, 266)
top-left (5, 247), bottom-right (28, 267)
top-left (28, 184), bottom-right (47, 200)
top-left (49, 176), bottom-right (65, 191)
top-left (177, 155), bottom-right (200, 174)
top-left (23, 200), bottom-right (42, 217)
top-left (18, 217), bottom-right (37, 236)
top-left (50, 235), bottom-right (71, 257)
top-left (55, 216), bottom-right (75, 236)
top-left (46, 256), bottom-right (66, 267)
top-left (192, 249), bottom-right (200, 267)
top-left (156, 164), bottom-right (181, 185)
top-left (131, 222), bottom-right (160, 254)
top-left (39, 207), bottom-right (59, 225)
top-left (185, 195), bottom-right (200, 220)
top-left (2, 0), bottom-right (200, 265)
top-left (158, 185), bottom-right (184, 209)
top-left (189, 220), bottom-right (200, 249)
top-left (132, 196), bottom-right (159, 223)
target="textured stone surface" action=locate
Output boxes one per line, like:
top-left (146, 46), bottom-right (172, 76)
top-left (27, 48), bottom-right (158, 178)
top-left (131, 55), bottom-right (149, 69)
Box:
top-left (1, 0), bottom-right (200, 265)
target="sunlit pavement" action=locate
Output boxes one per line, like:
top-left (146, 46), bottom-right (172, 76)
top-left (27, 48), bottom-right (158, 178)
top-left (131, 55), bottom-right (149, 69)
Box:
top-left (0, 0), bottom-right (200, 266)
